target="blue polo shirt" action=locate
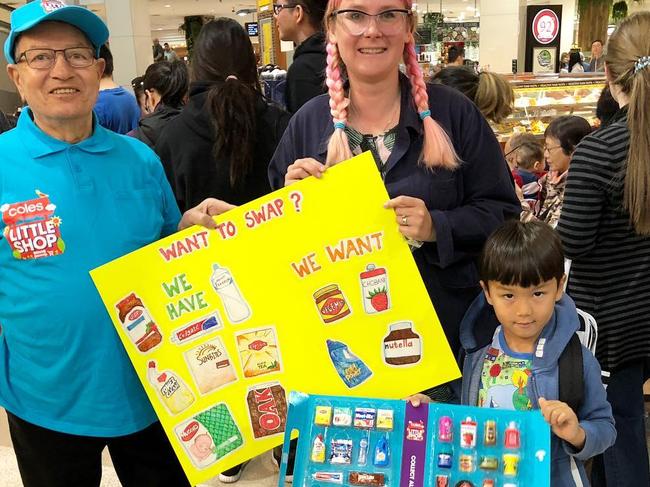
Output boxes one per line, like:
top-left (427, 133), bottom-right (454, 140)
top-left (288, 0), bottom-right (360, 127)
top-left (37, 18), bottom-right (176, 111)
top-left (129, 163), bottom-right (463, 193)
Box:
top-left (0, 109), bottom-right (181, 436)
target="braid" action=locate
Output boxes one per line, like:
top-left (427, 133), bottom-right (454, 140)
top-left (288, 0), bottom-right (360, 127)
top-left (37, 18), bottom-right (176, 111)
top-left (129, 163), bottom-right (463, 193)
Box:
top-left (325, 41), bottom-right (353, 166)
top-left (404, 40), bottom-right (459, 169)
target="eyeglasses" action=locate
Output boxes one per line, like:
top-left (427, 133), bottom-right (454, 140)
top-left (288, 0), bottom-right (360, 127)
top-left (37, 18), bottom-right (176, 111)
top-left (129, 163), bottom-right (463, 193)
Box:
top-left (273, 3), bottom-right (296, 15)
top-left (330, 9), bottom-right (412, 36)
top-left (17, 47), bottom-right (96, 70)
top-left (543, 145), bottom-right (562, 153)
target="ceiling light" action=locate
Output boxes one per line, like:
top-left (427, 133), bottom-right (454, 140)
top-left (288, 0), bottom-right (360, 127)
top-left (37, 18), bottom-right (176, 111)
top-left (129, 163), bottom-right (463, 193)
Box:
top-left (236, 8), bottom-right (256, 16)
top-left (164, 4), bottom-right (171, 7)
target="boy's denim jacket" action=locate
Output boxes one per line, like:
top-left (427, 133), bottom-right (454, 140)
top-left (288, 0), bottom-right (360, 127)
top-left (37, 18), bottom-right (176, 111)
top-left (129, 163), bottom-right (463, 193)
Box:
top-left (459, 293), bottom-right (616, 487)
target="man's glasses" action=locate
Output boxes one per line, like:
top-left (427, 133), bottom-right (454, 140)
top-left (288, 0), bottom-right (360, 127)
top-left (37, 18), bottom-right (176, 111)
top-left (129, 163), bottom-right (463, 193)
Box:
top-left (330, 9), bottom-right (412, 36)
top-left (273, 3), bottom-right (296, 15)
top-left (17, 47), bottom-right (96, 70)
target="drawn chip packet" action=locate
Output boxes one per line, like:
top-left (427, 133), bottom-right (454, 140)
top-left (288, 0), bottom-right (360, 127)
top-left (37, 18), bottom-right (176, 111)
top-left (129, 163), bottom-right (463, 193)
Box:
top-left (175, 403), bottom-right (244, 469)
top-left (183, 337), bottom-right (237, 395)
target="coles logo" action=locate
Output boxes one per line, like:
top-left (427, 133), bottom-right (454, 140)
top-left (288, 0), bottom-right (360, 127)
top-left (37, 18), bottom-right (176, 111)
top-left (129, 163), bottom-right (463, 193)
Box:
top-left (1, 190), bottom-right (65, 260)
top-left (532, 9), bottom-right (559, 45)
top-left (41, 0), bottom-right (67, 14)
top-left (181, 421), bottom-right (200, 442)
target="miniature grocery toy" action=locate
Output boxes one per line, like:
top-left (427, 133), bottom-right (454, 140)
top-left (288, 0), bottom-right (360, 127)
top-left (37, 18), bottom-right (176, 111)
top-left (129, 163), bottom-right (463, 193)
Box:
top-left (278, 392), bottom-right (551, 487)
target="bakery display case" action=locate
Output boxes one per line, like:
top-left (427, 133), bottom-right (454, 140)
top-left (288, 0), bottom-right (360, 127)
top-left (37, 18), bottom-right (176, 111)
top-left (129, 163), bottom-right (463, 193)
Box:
top-left (492, 74), bottom-right (607, 142)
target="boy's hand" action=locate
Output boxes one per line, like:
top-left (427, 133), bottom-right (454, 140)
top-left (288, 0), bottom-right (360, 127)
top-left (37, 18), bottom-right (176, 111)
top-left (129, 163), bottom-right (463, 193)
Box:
top-left (406, 393), bottom-right (431, 407)
top-left (538, 397), bottom-right (586, 450)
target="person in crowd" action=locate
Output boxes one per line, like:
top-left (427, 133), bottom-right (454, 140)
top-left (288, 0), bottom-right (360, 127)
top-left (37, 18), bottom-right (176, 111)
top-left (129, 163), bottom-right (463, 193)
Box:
top-left (595, 85), bottom-right (619, 129)
top-left (94, 44), bottom-right (141, 133)
top-left (447, 45), bottom-right (465, 66)
top-left (129, 60), bottom-right (188, 148)
top-left (157, 18), bottom-right (290, 483)
top-left (263, 0), bottom-right (519, 369)
top-left (274, 0), bottom-right (328, 113)
top-left (152, 37), bottom-right (164, 62)
top-left (531, 116), bottom-right (591, 227)
top-left (589, 39), bottom-right (605, 72)
top-left (509, 133), bottom-right (545, 198)
top-left (503, 133), bottom-right (524, 188)
top-left (433, 66), bottom-right (514, 123)
top-left (0, 2), bottom-right (188, 486)
top-left (568, 51), bottom-right (584, 73)
top-left (557, 12), bottom-right (650, 486)
top-left (131, 75), bottom-right (147, 117)
top-left (163, 42), bottom-right (178, 62)
top-left (560, 51), bottom-right (570, 71)
top-left (411, 220), bottom-right (616, 487)
top-left (157, 18), bottom-right (290, 213)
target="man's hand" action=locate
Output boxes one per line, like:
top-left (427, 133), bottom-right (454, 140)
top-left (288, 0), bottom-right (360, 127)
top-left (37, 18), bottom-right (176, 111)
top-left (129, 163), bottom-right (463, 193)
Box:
top-left (178, 198), bottom-right (236, 231)
top-left (538, 397), bottom-right (586, 449)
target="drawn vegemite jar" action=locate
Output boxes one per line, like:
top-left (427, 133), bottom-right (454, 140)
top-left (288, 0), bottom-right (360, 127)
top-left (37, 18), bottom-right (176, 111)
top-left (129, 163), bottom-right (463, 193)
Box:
top-left (313, 284), bottom-right (351, 323)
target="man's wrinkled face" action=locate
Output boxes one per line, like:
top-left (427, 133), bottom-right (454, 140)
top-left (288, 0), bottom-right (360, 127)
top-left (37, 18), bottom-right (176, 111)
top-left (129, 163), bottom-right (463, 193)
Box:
top-left (7, 21), bottom-right (104, 129)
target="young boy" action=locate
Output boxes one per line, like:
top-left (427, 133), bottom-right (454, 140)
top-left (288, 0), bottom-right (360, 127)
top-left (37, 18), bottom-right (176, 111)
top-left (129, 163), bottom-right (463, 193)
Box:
top-left (412, 220), bottom-right (615, 486)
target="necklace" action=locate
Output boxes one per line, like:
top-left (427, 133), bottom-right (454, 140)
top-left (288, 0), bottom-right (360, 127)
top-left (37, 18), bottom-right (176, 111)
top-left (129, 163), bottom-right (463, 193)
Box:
top-left (348, 92), bottom-right (401, 136)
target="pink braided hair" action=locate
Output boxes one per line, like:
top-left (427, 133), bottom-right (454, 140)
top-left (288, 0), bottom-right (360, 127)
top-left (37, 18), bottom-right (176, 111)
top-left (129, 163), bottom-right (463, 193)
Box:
top-left (403, 38), bottom-right (459, 169)
top-left (324, 0), bottom-right (459, 169)
top-left (325, 40), bottom-right (353, 166)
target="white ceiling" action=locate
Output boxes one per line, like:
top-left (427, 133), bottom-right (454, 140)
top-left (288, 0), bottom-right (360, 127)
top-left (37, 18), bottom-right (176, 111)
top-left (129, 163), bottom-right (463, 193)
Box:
top-left (3, 0), bottom-right (482, 46)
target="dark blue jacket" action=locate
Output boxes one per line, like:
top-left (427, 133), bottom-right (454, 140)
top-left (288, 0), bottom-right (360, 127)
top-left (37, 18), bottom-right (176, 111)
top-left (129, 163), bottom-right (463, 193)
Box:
top-left (269, 75), bottom-right (520, 354)
top-left (460, 293), bottom-right (616, 486)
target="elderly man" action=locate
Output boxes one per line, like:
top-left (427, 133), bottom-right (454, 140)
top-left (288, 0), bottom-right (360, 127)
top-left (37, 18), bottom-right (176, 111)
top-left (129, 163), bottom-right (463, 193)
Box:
top-left (1, 1), bottom-right (188, 486)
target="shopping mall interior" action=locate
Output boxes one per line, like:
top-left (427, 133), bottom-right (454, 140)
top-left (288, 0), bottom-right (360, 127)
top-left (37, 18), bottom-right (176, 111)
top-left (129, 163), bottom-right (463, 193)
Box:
top-left (1, 0), bottom-right (650, 486)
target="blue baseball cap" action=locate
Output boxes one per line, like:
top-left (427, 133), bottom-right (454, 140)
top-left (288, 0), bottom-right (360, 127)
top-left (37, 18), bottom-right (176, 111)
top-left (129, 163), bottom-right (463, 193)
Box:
top-left (4, 0), bottom-right (109, 64)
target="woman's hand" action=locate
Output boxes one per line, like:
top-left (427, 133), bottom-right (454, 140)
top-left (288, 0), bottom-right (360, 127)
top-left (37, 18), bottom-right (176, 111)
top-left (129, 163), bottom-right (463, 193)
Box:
top-left (178, 198), bottom-right (236, 231)
top-left (285, 158), bottom-right (326, 186)
top-left (384, 196), bottom-right (436, 242)
top-left (406, 393), bottom-right (432, 407)
top-left (538, 397), bottom-right (586, 450)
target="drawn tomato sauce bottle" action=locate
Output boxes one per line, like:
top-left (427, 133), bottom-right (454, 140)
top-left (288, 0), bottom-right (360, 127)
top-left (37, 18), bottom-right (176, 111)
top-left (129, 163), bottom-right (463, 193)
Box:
top-left (116, 293), bottom-right (162, 352)
top-left (360, 264), bottom-right (390, 313)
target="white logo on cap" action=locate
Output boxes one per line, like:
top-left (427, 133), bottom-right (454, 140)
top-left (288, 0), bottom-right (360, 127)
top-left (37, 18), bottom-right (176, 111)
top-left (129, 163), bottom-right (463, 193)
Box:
top-left (41, 0), bottom-right (67, 14)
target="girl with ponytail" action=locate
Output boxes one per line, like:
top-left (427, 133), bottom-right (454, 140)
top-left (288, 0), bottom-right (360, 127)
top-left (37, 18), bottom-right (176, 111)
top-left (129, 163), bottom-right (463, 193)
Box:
top-left (556, 12), bottom-right (650, 486)
top-left (156, 18), bottom-right (290, 214)
top-left (267, 0), bottom-right (520, 361)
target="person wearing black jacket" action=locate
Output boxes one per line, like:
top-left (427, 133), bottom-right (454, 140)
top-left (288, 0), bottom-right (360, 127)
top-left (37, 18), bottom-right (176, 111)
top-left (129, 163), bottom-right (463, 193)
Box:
top-left (129, 60), bottom-right (188, 148)
top-left (274, 0), bottom-right (328, 113)
top-left (155, 18), bottom-right (290, 214)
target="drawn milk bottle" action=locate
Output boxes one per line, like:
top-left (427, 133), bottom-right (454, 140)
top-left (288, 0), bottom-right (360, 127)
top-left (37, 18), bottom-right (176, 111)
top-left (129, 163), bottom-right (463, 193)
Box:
top-left (210, 264), bottom-right (251, 323)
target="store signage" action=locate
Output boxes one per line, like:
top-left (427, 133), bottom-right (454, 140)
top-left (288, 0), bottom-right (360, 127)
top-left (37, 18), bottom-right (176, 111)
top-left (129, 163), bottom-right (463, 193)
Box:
top-left (245, 22), bottom-right (259, 37)
top-left (532, 9), bottom-right (559, 44)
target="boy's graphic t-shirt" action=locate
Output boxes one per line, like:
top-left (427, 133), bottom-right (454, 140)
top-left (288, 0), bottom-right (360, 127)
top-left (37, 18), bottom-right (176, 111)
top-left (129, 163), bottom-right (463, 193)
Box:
top-left (478, 331), bottom-right (533, 411)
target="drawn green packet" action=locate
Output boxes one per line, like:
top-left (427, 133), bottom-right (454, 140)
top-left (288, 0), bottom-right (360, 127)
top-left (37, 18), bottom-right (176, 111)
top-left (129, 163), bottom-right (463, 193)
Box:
top-left (195, 404), bottom-right (244, 459)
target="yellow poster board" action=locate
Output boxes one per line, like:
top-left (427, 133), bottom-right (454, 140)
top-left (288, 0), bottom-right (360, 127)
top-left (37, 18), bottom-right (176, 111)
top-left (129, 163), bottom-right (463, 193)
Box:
top-left (90, 153), bottom-right (460, 485)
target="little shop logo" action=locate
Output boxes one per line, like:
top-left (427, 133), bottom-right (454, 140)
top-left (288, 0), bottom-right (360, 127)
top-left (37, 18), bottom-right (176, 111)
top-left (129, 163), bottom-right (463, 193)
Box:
top-left (1, 190), bottom-right (66, 260)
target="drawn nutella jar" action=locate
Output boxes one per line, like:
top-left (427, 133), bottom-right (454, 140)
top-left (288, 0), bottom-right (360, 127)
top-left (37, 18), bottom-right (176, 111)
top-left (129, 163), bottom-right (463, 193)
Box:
top-left (383, 321), bottom-right (421, 365)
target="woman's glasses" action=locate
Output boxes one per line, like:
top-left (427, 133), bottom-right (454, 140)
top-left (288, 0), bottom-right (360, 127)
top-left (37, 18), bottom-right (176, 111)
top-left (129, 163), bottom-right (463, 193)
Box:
top-left (330, 9), bottom-right (412, 36)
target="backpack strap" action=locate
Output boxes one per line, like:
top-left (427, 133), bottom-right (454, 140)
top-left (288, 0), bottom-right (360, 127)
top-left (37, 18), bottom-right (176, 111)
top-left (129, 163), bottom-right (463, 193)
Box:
top-left (558, 334), bottom-right (584, 412)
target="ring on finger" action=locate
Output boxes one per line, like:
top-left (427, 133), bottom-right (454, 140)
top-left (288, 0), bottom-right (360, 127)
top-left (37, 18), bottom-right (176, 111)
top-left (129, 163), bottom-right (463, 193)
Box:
top-left (402, 215), bottom-right (408, 226)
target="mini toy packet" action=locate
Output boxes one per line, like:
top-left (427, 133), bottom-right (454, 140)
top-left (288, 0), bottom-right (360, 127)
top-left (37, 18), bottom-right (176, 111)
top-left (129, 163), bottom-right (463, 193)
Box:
top-left (278, 392), bottom-right (550, 487)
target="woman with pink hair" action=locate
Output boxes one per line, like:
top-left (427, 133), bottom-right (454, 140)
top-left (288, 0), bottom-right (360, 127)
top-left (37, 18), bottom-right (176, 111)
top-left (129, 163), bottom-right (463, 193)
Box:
top-left (268, 0), bottom-right (519, 368)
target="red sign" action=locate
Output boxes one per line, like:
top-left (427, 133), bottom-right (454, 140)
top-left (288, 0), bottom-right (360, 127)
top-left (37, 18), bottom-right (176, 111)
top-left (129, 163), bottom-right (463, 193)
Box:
top-left (532, 9), bottom-right (559, 45)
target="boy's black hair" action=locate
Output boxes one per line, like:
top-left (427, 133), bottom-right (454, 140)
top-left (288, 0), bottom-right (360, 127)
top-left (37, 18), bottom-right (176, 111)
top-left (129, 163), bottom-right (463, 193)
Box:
top-left (480, 220), bottom-right (565, 288)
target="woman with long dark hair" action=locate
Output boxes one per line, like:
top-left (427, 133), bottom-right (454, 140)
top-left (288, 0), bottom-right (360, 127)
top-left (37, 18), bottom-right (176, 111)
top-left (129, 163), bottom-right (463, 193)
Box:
top-left (557, 12), bottom-right (650, 486)
top-left (156, 18), bottom-right (290, 213)
top-left (129, 60), bottom-right (188, 147)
